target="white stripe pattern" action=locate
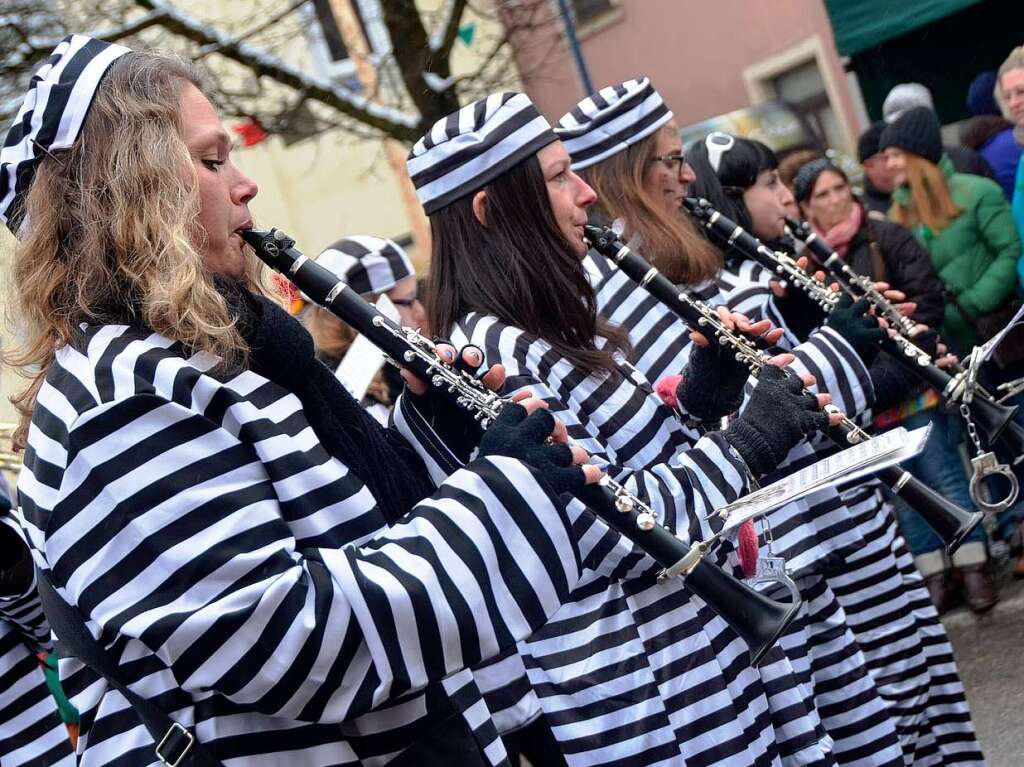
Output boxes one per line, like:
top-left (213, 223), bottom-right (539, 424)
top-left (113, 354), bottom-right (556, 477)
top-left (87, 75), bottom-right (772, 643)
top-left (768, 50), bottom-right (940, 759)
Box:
top-left (448, 311), bottom-right (834, 767)
top-left (17, 324), bottom-right (587, 765)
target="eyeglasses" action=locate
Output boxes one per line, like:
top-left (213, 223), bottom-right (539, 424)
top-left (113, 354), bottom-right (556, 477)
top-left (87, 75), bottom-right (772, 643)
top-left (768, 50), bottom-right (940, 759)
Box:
top-left (390, 295), bottom-right (420, 308)
top-left (705, 132), bottom-right (735, 173)
top-left (650, 153), bottom-right (690, 174)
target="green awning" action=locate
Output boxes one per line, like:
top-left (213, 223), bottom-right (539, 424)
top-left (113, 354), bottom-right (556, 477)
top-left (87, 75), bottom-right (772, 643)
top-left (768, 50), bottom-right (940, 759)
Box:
top-left (825, 0), bottom-right (984, 56)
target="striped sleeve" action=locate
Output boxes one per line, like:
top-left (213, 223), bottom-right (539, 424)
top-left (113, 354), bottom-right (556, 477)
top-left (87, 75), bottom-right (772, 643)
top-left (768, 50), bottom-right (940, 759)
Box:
top-left (0, 622), bottom-right (75, 766)
top-left (0, 515), bottom-right (52, 653)
top-left (783, 326), bottom-right (875, 418)
top-left (447, 353), bottom-right (747, 549)
top-left (45, 394), bottom-right (582, 725)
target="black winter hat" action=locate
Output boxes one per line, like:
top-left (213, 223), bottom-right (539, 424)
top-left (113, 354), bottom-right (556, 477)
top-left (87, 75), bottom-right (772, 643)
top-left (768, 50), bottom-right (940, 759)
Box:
top-left (792, 159), bottom-right (845, 203)
top-left (857, 121), bottom-right (886, 162)
top-left (879, 107), bottom-right (943, 165)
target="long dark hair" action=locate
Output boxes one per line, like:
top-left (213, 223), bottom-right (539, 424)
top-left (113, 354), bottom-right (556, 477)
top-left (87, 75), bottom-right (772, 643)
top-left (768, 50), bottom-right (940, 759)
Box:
top-left (686, 136), bottom-right (779, 236)
top-left (426, 153), bottom-right (628, 375)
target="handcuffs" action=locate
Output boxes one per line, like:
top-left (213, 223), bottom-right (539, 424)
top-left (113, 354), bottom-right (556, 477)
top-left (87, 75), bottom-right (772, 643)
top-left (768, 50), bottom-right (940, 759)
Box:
top-left (954, 342), bottom-right (1019, 515)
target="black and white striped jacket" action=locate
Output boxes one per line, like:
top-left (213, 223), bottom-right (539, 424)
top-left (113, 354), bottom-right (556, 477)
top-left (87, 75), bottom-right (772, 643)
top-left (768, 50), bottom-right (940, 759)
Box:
top-left (584, 252), bottom-right (878, 574)
top-left (16, 324), bottom-right (585, 766)
top-left (0, 515), bottom-right (75, 767)
top-left (449, 313), bottom-right (832, 767)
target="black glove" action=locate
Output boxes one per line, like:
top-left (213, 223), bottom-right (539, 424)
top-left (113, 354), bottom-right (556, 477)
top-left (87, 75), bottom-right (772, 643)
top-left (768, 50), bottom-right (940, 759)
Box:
top-left (825, 294), bottom-right (886, 366)
top-left (675, 339), bottom-right (750, 420)
top-left (724, 365), bottom-right (830, 476)
top-left (406, 341), bottom-right (494, 463)
top-left (773, 281), bottom-right (827, 340)
top-left (478, 403), bottom-right (586, 496)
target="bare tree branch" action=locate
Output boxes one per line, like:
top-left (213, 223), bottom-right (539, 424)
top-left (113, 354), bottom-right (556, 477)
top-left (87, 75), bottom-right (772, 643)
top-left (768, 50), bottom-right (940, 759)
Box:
top-left (192, 0), bottom-right (308, 61)
top-left (432, 0), bottom-right (469, 60)
top-left (133, 0), bottom-right (423, 141)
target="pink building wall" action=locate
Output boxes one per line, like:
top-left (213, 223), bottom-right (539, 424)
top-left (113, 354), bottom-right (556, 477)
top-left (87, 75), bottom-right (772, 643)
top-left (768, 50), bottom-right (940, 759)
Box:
top-left (508, 0), bottom-right (860, 147)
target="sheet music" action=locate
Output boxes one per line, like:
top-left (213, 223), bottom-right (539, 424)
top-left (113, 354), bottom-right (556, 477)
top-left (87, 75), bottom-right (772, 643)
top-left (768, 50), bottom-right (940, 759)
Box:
top-left (334, 294), bottom-right (399, 401)
top-left (719, 425), bottom-right (930, 533)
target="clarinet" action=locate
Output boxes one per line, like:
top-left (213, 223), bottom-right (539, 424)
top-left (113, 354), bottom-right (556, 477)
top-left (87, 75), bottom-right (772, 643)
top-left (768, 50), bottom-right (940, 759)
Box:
top-left (786, 217), bottom-right (919, 340)
top-left (585, 222), bottom-right (983, 554)
top-left (685, 197), bottom-right (1020, 450)
top-left (242, 226), bottom-right (800, 665)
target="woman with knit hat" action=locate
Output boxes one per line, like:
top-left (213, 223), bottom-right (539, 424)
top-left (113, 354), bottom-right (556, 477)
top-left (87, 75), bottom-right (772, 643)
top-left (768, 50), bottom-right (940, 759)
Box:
top-left (411, 87), bottom-right (840, 766)
top-left (1, 35), bottom-right (605, 766)
top-left (557, 79), bottom-right (911, 767)
top-left (881, 105), bottom-right (1021, 356)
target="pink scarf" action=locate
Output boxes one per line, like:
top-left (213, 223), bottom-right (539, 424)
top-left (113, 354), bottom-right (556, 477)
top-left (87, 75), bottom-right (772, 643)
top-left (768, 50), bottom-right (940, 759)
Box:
top-left (815, 202), bottom-right (864, 259)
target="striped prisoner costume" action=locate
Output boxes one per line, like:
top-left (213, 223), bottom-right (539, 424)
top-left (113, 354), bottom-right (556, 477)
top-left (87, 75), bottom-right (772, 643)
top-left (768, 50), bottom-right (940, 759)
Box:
top-left (717, 259), bottom-right (983, 765)
top-left (585, 250), bottom-right (905, 767)
top-left (15, 323), bottom-right (588, 766)
top-left (450, 311), bottom-right (837, 767)
top-left (0, 516), bottom-right (75, 766)
top-left (591, 249), bottom-right (982, 766)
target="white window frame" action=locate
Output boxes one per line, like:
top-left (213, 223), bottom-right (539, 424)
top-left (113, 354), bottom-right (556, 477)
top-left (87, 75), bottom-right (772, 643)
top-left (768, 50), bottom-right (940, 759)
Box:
top-left (742, 35), bottom-right (859, 152)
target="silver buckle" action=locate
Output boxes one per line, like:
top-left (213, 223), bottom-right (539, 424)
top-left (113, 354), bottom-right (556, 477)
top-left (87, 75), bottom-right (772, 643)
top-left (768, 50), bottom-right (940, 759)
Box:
top-left (155, 722), bottom-right (193, 767)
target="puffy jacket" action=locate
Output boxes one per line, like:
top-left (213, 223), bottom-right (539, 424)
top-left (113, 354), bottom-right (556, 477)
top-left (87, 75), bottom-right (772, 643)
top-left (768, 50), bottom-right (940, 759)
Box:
top-left (894, 155), bottom-right (1022, 353)
top-left (1014, 157), bottom-right (1024, 257)
top-left (846, 209), bottom-right (945, 329)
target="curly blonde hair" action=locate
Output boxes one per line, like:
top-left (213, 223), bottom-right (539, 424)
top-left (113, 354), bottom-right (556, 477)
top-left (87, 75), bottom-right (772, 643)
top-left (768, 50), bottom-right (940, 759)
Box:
top-left (3, 50), bottom-right (263, 447)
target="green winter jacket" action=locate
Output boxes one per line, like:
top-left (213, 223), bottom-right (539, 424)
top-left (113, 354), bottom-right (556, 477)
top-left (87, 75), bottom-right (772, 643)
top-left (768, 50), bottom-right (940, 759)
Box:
top-left (893, 155), bottom-right (1023, 353)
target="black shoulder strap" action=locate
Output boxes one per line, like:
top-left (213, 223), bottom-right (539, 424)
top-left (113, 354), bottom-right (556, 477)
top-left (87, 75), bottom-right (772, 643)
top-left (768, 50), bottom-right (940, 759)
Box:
top-left (35, 567), bottom-right (222, 767)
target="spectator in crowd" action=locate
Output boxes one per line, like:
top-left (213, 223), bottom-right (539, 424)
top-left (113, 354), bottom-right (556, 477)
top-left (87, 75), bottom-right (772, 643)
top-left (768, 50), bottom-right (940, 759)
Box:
top-left (884, 82), bottom-right (997, 180)
top-left (303, 235), bottom-right (423, 423)
top-left (858, 121), bottom-right (896, 217)
top-left (996, 45), bottom-right (1024, 248)
top-left (880, 106), bottom-right (1023, 611)
top-left (995, 44), bottom-right (1024, 577)
top-left (959, 70), bottom-right (1020, 200)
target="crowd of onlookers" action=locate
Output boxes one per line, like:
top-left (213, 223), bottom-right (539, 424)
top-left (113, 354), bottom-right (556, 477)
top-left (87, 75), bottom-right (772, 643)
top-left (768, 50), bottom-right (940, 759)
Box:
top-left (776, 44), bottom-right (1024, 617)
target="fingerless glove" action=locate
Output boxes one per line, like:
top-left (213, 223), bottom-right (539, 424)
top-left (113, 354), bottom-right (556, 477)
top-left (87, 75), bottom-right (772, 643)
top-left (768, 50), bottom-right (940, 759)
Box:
top-left (724, 365), bottom-right (829, 476)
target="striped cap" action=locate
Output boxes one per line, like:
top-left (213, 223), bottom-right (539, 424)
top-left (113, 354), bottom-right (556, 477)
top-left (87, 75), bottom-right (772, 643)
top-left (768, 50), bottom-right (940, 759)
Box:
top-left (407, 92), bottom-right (557, 214)
top-left (0, 35), bottom-right (130, 235)
top-left (556, 78), bottom-right (673, 170)
top-left (315, 235), bottom-right (415, 296)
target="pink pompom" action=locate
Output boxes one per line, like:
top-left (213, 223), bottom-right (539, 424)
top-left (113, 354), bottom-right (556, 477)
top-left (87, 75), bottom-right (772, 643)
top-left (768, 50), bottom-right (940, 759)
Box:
top-left (654, 374), bottom-right (684, 410)
top-left (737, 520), bottom-right (759, 579)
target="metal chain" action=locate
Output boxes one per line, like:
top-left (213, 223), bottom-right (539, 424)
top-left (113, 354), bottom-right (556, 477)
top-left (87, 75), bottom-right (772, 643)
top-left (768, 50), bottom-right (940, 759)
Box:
top-left (959, 401), bottom-right (984, 457)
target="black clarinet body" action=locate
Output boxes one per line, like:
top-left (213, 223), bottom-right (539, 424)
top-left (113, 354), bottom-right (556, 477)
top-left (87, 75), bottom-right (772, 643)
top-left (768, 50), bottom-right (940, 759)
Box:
top-left (242, 226), bottom-right (799, 665)
top-left (589, 217), bottom-right (983, 554)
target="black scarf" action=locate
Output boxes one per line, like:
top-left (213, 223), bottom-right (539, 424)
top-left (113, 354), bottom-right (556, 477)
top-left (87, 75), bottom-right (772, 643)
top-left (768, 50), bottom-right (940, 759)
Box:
top-left (218, 279), bottom-right (435, 525)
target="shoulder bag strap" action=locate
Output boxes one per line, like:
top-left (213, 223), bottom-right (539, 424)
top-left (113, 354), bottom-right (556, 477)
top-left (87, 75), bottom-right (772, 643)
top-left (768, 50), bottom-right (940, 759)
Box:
top-left (35, 568), bottom-right (222, 767)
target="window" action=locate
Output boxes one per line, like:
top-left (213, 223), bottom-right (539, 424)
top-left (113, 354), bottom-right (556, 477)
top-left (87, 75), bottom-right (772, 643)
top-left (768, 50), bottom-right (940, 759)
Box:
top-left (771, 60), bottom-right (842, 149)
top-left (302, 0), bottom-right (377, 87)
top-left (310, 0), bottom-right (352, 63)
top-left (571, 0), bottom-right (615, 25)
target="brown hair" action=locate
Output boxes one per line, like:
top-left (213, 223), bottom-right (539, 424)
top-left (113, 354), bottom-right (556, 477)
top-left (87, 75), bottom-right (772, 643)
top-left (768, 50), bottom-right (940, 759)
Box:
top-left (888, 153), bottom-right (962, 233)
top-left (304, 307), bottom-right (391, 405)
top-left (3, 51), bottom-right (265, 447)
top-left (580, 126), bottom-right (721, 284)
top-left (777, 149), bottom-right (822, 190)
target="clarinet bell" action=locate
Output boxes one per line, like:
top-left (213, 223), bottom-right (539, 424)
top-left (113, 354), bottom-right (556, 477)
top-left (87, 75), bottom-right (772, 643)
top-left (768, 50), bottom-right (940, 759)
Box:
top-left (995, 417), bottom-right (1024, 465)
top-left (685, 557), bottom-right (801, 666)
top-left (966, 394), bottom-right (1018, 446)
top-left (889, 469), bottom-right (984, 555)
